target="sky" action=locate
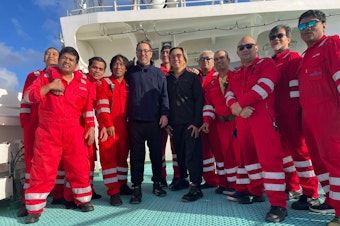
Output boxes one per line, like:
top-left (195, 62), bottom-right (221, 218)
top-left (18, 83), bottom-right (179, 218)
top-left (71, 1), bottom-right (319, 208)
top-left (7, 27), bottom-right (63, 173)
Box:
top-left (0, 0), bottom-right (73, 92)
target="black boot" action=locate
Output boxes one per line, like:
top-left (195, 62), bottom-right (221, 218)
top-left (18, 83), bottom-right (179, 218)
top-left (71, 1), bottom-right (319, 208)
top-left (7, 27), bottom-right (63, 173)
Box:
top-left (153, 182), bottom-right (167, 197)
top-left (265, 206), bottom-right (287, 222)
top-left (130, 186), bottom-right (142, 204)
top-left (25, 213), bottom-right (41, 224)
top-left (181, 184), bottom-right (203, 202)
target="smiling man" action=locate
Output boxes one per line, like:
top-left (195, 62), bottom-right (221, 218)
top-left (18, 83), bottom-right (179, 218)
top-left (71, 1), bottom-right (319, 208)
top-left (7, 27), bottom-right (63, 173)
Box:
top-left (23, 47), bottom-right (95, 224)
top-left (297, 10), bottom-right (340, 226)
top-left (269, 24), bottom-right (320, 210)
top-left (125, 40), bottom-right (169, 204)
top-left (226, 36), bottom-right (287, 222)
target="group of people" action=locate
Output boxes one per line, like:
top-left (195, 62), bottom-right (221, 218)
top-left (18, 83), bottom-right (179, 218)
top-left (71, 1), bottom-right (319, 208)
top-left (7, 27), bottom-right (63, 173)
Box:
top-left (17, 9), bottom-right (339, 226)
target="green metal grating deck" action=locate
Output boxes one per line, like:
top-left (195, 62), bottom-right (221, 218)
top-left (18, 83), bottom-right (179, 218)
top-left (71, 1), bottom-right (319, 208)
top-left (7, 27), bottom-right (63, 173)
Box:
top-left (0, 162), bottom-right (333, 225)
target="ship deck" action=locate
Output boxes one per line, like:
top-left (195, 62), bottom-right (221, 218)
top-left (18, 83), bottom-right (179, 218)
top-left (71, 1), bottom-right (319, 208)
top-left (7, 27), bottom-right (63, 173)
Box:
top-left (0, 162), bottom-right (333, 225)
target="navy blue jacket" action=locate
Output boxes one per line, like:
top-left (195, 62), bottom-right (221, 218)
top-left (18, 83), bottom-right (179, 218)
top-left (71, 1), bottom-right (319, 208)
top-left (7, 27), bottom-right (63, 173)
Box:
top-left (126, 62), bottom-right (169, 122)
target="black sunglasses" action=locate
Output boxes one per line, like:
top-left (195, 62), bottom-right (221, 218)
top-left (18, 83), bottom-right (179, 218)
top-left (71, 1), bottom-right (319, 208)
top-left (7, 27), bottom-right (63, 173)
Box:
top-left (270, 33), bottom-right (286, 41)
top-left (199, 57), bottom-right (213, 62)
top-left (237, 43), bottom-right (255, 51)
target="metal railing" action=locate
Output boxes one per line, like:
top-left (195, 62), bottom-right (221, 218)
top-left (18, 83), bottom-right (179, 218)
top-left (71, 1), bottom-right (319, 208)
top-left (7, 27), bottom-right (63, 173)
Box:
top-left (68, 0), bottom-right (270, 15)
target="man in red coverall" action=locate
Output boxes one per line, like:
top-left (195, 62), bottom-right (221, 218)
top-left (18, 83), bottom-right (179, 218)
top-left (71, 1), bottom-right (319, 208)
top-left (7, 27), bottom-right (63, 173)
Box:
top-left (85, 56), bottom-right (106, 199)
top-left (51, 57), bottom-right (106, 207)
top-left (226, 36), bottom-right (287, 222)
top-left (17, 47), bottom-right (59, 217)
top-left (159, 44), bottom-right (181, 189)
top-left (269, 24), bottom-right (320, 207)
top-left (23, 47), bottom-right (95, 224)
top-left (200, 50), bottom-right (237, 195)
top-left (197, 50), bottom-right (219, 189)
top-left (297, 10), bottom-right (340, 225)
top-left (96, 54), bottom-right (133, 206)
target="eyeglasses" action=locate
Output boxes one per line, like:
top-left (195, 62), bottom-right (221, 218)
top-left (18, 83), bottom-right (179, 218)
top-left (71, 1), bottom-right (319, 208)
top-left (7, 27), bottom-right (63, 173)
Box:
top-left (199, 57), bottom-right (213, 62)
top-left (298, 20), bottom-right (320, 31)
top-left (237, 43), bottom-right (255, 51)
top-left (137, 49), bottom-right (152, 54)
top-left (269, 33), bottom-right (286, 41)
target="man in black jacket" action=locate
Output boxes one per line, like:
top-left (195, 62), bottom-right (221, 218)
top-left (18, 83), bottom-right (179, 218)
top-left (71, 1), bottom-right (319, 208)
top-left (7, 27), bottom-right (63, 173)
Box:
top-left (126, 40), bottom-right (169, 204)
top-left (166, 47), bottom-right (204, 202)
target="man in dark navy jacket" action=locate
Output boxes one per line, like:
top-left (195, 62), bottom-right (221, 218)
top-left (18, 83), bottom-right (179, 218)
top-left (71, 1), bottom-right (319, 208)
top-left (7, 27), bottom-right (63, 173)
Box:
top-left (126, 40), bottom-right (170, 204)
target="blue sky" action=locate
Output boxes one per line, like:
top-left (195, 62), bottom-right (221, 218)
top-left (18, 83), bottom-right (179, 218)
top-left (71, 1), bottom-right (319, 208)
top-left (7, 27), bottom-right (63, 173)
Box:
top-left (0, 0), bottom-right (72, 92)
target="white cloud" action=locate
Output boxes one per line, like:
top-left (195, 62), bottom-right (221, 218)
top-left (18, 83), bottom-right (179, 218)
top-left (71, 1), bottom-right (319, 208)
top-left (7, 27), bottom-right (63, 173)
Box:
top-left (0, 42), bottom-right (41, 68)
top-left (11, 18), bottom-right (31, 41)
top-left (0, 68), bottom-right (20, 91)
top-left (0, 43), bottom-right (24, 67)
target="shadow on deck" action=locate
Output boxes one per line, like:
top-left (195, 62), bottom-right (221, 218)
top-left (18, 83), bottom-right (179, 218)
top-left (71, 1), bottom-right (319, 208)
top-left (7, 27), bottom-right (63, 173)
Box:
top-left (0, 162), bottom-right (333, 225)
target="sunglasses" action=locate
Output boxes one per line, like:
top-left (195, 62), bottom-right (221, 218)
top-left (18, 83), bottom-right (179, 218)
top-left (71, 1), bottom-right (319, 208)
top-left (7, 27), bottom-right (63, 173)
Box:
top-left (270, 33), bottom-right (286, 41)
top-left (237, 43), bottom-right (255, 51)
top-left (298, 20), bottom-right (320, 31)
top-left (199, 57), bottom-right (213, 62)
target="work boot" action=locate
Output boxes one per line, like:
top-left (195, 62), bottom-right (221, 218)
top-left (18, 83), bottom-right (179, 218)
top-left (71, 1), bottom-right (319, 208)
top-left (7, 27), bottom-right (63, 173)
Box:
top-left (181, 184), bottom-right (203, 202)
top-left (291, 194), bottom-right (320, 210)
top-left (130, 186), bottom-right (142, 204)
top-left (120, 184), bottom-right (134, 195)
top-left (169, 178), bottom-right (180, 189)
top-left (65, 201), bottom-right (77, 209)
top-left (79, 202), bottom-right (94, 212)
top-left (327, 216), bottom-right (340, 226)
top-left (110, 193), bottom-right (123, 206)
top-left (265, 206), bottom-right (287, 223)
top-left (92, 190), bottom-right (102, 199)
top-left (153, 182), bottom-right (167, 197)
top-left (25, 213), bottom-right (41, 224)
top-left (238, 193), bottom-right (265, 204)
top-left (17, 206), bottom-right (28, 217)
top-left (226, 191), bottom-right (246, 202)
top-left (309, 203), bottom-right (335, 214)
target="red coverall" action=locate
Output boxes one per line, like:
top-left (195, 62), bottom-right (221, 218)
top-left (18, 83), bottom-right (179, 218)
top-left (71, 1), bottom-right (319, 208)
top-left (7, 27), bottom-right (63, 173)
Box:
top-left (59, 73), bottom-right (99, 201)
top-left (96, 76), bottom-right (129, 196)
top-left (23, 67), bottom-right (94, 214)
top-left (20, 70), bottom-right (41, 204)
top-left (200, 69), bottom-right (219, 186)
top-left (298, 35), bottom-right (340, 215)
top-left (226, 57), bottom-right (286, 208)
top-left (202, 72), bottom-right (237, 189)
top-left (273, 49), bottom-right (319, 198)
top-left (160, 64), bottom-right (180, 180)
top-left (87, 75), bottom-right (100, 189)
